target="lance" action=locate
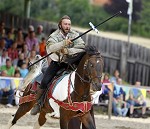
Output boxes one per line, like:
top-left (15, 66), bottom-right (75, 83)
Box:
top-left (28, 11), bottom-right (122, 68)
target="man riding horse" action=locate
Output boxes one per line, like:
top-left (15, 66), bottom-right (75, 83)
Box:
top-left (31, 15), bottom-right (86, 115)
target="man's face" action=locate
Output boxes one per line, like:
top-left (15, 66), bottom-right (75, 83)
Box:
top-left (60, 19), bottom-right (71, 34)
top-left (6, 60), bottom-right (12, 68)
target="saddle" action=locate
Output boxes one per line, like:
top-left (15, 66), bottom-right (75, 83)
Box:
top-left (19, 66), bottom-right (71, 105)
top-left (34, 66), bottom-right (71, 85)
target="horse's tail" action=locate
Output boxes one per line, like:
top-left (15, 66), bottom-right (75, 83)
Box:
top-left (19, 67), bottom-right (42, 91)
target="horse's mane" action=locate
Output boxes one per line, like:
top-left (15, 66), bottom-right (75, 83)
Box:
top-left (84, 45), bottom-right (100, 56)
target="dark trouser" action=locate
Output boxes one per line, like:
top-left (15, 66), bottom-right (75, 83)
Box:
top-left (0, 89), bottom-right (14, 104)
top-left (39, 61), bottom-right (68, 89)
top-left (39, 52), bottom-right (85, 90)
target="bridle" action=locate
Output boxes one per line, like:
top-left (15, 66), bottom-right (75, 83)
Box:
top-left (83, 54), bottom-right (103, 86)
top-left (69, 53), bottom-right (103, 101)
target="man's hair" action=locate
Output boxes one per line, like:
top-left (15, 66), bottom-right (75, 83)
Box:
top-left (6, 58), bottom-right (11, 62)
top-left (58, 15), bottom-right (71, 29)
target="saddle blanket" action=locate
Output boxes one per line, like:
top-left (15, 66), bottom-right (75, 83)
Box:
top-left (49, 71), bottom-right (75, 117)
top-left (48, 71), bottom-right (103, 118)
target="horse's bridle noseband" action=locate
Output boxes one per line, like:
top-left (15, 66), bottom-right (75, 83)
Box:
top-left (83, 55), bottom-right (103, 83)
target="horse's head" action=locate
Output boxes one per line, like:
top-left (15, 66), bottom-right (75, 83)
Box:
top-left (84, 46), bottom-right (103, 91)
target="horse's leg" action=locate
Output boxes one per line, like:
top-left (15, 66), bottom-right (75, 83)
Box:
top-left (60, 118), bottom-right (69, 129)
top-left (68, 117), bottom-right (81, 129)
top-left (6, 101), bottom-right (35, 129)
top-left (79, 112), bottom-right (96, 129)
top-left (33, 110), bottom-right (47, 129)
top-left (59, 108), bottom-right (71, 129)
top-left (82, 106), bottom-right (95, 129)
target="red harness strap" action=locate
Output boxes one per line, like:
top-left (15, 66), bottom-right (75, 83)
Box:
top-left (19, 94), bottom-right (36, 105)
top-left (48, 73), bottom-right (92, 113)
top-left (19, 82), bottom-right (37, 105)
top-left (19, 74), bottom-right (92, 113)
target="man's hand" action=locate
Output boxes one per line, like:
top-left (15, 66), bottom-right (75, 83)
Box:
top-left (3, 88), bottom-right (9, 92)
top-left (64, 39), bottom-right (73, 46)
top-left (60, 48), bottom-right (68, 55)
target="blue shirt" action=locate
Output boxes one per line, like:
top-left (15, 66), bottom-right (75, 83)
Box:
top-left (0, 79), bottom-right (11, 89)
top-left (113, 84), bottom-right (125, 98)
top-left (20, 68), bottom-right (29, 78)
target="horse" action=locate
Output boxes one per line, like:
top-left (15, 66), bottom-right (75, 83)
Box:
top-left (7, 45), bottom-right (103, 129)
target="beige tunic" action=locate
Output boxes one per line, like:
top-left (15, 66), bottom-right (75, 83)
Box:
top-left (46, 29), bottom-right (85, 62)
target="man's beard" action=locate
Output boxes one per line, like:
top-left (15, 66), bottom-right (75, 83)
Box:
top-left (61, 27), bottom-right (70, 35)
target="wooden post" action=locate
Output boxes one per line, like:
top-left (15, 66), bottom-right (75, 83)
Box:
top-left (108, 83), bottom-right (114, 119)
top-left (120, 42), bottom-right (128, 80)
top-left (24, 0), bottom-right (31, 18)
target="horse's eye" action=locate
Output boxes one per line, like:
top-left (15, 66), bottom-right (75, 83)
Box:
top-left (90, 63), bottom-right (93, 67)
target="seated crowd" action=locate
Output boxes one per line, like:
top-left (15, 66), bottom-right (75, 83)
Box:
top-left (99, 70), bottom-right (148, 118)
top-left (0, 21), bottom-right (47, 107)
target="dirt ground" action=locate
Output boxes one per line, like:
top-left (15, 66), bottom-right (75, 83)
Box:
top-left (0, 105), bottom-right (150, 129)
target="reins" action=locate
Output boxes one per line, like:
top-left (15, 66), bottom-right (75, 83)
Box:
top-left (68, 53), bottom-right (103, 101)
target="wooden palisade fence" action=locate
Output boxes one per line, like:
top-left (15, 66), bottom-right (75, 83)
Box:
top-left (0, 12), bottom-right (150, 86)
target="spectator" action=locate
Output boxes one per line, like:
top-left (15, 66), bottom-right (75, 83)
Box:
top-left (103, 73), bottom-right (110, 83)
top-left (25, 30), bottom-right (39, 52)
top-left (29, 50), bottom-right (36, 62)
top-left (112, 78), bottom-right (126, 116)
top-left (127, 81), bottom-right (147, 118)
top-left (99, 73), bottom-right (110, 103)
top-left (7, 42), bottom-right (19, 61)
top-left (19, 63), bottom-right (29, 78)
top-left (36, 25), bottom-right (46, 43)
top-left (116, 94), bottom-right (128, 117)
top-left (110, 70), bottom-right (120, 84)
top-left (0, 21), bottom-right (6, 38)
top-left (5, 31), bottom-right (14, 49)
top-left (0, 70), bottom-right (14, 107)
top-left (9, 27), bottom-right (15, 41)
top-left (113, 78), bottom-right (126, 100)
top-left (0, 58), bottom-right (15, 77)
top-left (0, 49), bottom-right (9, 66)
top-left (15, 28), bottom-right (24, 52)
top-left (0, 38), bottom-right (6, 56)
top-left (14, 70), bottom-right (22, 106)
top-left (17, 53), bottom-right (25, 68)
top-left (32, 44), bottom-right (39, 53)
top-left (14, 70), bottom-right (21, 78)
top-left (39, 37), bottom-right (46, 56)
top-left (28, 25), bottom-right (34, 32)
top-left (22, 44), bottom-right (30, 59)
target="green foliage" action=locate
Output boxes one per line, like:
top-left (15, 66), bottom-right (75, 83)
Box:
top-left (0, 0), bottom-right (149, 38)
top-left (134, 0), bottom-right (150, 38)
top-left (0, 0), bottom-right (24, 16)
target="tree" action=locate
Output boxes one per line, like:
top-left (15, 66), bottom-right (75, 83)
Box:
top-left (104, 0), bottom-right (142, 21)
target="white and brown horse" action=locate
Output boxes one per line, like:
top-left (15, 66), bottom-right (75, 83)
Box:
top-left (7, 46), bottom-right (103, 129)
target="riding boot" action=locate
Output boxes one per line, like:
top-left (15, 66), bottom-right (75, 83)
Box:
top-left (30, 87), bottom-right (45, 115)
